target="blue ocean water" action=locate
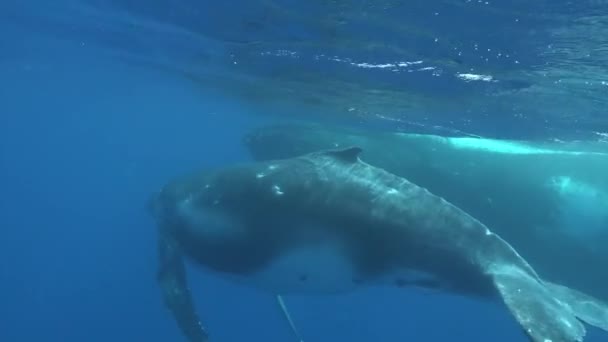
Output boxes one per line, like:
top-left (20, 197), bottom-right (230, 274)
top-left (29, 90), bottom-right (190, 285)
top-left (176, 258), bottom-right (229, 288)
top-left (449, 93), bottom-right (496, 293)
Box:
top-left (1, 1), bottom-right (607, 342)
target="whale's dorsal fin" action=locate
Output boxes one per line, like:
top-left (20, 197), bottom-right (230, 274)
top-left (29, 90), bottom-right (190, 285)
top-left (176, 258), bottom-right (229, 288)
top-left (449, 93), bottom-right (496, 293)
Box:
top-left (324, 147), bottom-right (363, 163)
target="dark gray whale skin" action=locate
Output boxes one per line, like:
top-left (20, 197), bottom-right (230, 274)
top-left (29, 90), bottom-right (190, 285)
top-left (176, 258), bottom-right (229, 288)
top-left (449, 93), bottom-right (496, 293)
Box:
top-left (149, 147), bottom-right (608, 342)
top-left (243, 123), bottom-right (608, 301)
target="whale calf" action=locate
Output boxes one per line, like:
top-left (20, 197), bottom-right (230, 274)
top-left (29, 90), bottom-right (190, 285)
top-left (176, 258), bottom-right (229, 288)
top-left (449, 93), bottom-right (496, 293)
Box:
top-left (149, 147), bottom-right (608, 342)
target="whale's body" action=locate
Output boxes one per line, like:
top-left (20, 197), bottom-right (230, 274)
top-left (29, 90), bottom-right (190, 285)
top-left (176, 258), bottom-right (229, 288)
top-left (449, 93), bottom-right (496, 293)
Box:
top-left (243, 123), bottom-right (608, 301)
top-left (150, 147), bottom-right (608, 342)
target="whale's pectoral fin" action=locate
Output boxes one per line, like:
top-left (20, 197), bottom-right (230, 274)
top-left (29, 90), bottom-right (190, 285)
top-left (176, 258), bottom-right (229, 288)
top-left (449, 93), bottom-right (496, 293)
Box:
top-left (158, 229), bottom-right (208, 342)
top-left (276, 295), bottom-right (305, 342)
top-left (489, 264), bottom-right (586, 342)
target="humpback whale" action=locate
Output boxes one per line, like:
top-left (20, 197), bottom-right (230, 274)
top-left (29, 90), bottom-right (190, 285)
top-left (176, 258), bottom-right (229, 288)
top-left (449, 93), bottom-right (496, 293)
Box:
top-left (243, 123), bottom-right (608, 302)
top-left (149, 147), bottom-right (608, 342)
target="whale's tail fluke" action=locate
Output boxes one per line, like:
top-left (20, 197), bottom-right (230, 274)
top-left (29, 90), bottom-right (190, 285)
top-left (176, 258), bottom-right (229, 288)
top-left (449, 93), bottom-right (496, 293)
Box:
top-left (544, 282), bottom-right (608, 333)
top-left (490, 264), bottom-right (608, 342)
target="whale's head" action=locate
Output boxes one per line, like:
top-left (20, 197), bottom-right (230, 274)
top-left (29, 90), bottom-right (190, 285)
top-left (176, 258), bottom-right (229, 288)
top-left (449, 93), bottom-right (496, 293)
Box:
top-left (148, 170), bottom-right (252, 246)
top-left (175, 192), bottom-right (247, 241)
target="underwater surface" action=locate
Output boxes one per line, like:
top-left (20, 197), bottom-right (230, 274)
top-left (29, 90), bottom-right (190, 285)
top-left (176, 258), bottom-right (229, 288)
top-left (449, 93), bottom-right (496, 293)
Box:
top-left (1, 1), bottom-right (607, 341)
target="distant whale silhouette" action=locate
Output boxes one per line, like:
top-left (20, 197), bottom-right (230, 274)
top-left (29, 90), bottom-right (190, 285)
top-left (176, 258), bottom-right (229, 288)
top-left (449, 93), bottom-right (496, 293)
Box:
top-left (149, 147), bottom-right (608, 342)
